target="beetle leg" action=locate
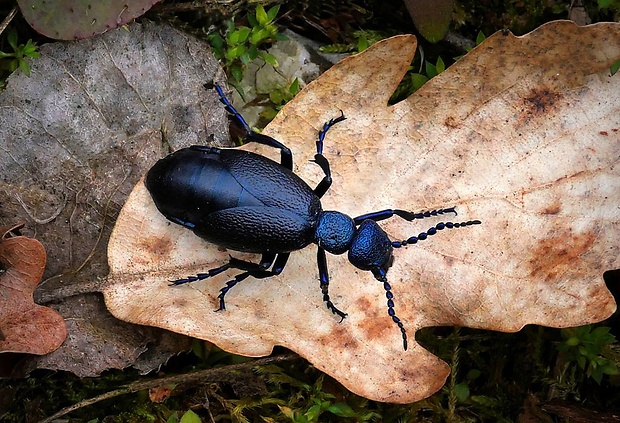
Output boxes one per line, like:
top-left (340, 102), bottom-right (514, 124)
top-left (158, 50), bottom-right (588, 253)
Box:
top-left (169, 261), bottom-right (232, 286)
top-left (160, 215), bottom-right (197, 230)
top-left (213, 84), bottom-right (253, 134)
top-left (317, 247), bottom-right (348, 322)
top-left (390, 220), bottom-right (481, 249)
top-left (168, 253), bottom-right (274, 287)
top-left (371, 267), bottom-right (408, 351)
top-left (215, 253), bottom-right (290, 311)
top-left (353, 207), bottom-right (458, 225)
top-left (213, 84), bottom-right (294, 170)
top-left (316, 110), bottom-right (346, 155)
top-left (311, 112), bottom-right (346, 198)
top-left (311, 154), bottom-right (332, 198)
top-left (216, 273), bottom-right (252, 311)
top-left (245, 132), bottom-right (293, 170)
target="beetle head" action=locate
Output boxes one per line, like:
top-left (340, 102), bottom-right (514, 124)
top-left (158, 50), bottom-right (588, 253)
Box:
top-left (314, 211), bottom-right (356, 255)
top-left (348, 219), bottom-right (394, 273)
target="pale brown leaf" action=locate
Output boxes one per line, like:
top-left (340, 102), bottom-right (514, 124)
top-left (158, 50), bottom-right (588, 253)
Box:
top-left (104, 22), bottom-right (619, 402)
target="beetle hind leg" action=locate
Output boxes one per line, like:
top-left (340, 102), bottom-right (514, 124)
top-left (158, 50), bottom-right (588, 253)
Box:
top-left (212, 84), bottom-right (293, 170)
top-left (213, 253), bottom-right (290, 311)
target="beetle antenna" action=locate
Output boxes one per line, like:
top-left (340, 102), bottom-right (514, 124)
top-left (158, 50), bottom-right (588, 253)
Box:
top-left (391, 220), bottom-right (481, 248)
top-left (372, 268), bottom-right (408, 350)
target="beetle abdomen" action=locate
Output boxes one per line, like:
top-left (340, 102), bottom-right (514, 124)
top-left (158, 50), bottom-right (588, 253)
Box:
top-left (146, 147), bottom-right (264, 226)
top-left (195, 206), bottom-right (317, 253)
top-left (146, 146), bottom-right (323, 253)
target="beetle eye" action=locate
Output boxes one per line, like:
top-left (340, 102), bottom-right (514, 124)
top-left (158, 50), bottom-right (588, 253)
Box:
top-left (348, 220), bottom-right (393, 271)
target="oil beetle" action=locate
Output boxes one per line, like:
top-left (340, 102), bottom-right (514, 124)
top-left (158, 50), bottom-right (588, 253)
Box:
top-left (146, 84), bottom-right (481, 350)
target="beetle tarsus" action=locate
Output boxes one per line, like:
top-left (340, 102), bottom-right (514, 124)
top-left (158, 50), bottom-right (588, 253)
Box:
top-left (326, 301), bottom-right (348, 322)
top-left (316, 110), bottom-right (346, 155)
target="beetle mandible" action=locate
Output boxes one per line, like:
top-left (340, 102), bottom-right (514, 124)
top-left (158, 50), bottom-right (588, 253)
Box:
top-left (145, 84), bottom-right (481, 350)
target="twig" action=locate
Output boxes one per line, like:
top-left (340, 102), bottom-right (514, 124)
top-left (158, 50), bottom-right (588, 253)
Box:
top-left (39, 353), bottom-right (298, 423)
top-left (14, 192), bottom-right (68, 225)
top-left (0, 6), bottom-right (18, 37)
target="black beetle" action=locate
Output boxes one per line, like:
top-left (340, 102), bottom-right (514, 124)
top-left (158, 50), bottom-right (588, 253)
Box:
top-left (146, 84), bottom-right (480, 350)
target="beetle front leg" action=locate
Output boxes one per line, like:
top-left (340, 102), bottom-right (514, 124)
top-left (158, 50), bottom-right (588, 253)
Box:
top-left (317, 247), bottom-right (347, 321)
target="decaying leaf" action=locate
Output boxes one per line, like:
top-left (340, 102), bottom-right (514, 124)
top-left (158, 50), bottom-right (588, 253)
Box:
top-left (0, 223), bottom-right (66, 355)
top-left (104, 21), bottom-right (619, 402)
top-left (18, 0), bottom-right (162, 40)
top-left (0, 22), bottom-right (220, 376)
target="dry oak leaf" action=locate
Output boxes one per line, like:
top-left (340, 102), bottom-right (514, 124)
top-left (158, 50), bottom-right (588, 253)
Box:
top-left (0, 224), bottom-right (66, 355)
top-left (104, 21), bottom-right (619, 403)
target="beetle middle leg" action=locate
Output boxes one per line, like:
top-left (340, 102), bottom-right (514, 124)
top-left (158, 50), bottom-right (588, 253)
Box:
top-left (317, 247), bottom-right (348, 321)
top-left (312, 111), bottom-right (346, 198)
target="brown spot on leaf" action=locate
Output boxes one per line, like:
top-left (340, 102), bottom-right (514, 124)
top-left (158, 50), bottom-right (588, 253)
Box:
top-left (142, 236), bottom-right (174, 257)
top-left (528, 229), bottom-right (597, 282)
top-left (356, 296), bottom-right (390, 344)
top-left (444, 116), bottom-right (460, 128)
top-left (173, 297), bottom-right (189, 309)
top-left (542, 201), bottom-right (562, 215)
top-left (318, 322), bottom-right (358, 349)
top-left (523, 88), bottom-right (562, 115)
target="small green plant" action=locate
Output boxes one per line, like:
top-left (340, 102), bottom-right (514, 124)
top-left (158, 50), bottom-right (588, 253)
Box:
top-left (390, 54), bottom-right (447, 103)
top-left (557, 325), bottom-right (619, 384)
top-left (392, 30), bottom-right (486, 102)
top-left (598, 0), bottom-right (620, 11)
top-left (319, 30), bottom-right (389, 54)
top-left (610, 58), bottom-right (620, 76)
top-left (223, 364), bottom-right (379, 422)
top-left (0, 28), bottom-right (40, 77)
top-left (453, 30), bottom-right (486, 61)
top-left (276, 374), bottom-right (378, 423)
top-left (259, 78), bottom-right (301, 122)
top-left (208, 5), bottom-right (287, 86)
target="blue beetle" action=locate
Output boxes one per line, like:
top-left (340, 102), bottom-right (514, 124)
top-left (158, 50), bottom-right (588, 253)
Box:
top-left (145, 84), bottom-right (480, 350)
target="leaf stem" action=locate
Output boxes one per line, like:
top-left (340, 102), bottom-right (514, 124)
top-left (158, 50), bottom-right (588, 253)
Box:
top-left (0, 6), bottom-right (17, 37)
